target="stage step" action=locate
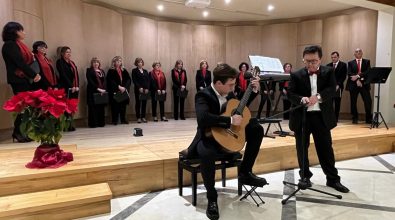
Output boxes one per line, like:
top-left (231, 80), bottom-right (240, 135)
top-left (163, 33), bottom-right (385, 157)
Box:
top-left (0, 183), bottom-right (112, 220)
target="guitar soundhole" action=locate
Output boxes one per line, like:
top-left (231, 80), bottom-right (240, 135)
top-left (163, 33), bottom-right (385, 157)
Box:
top-left (231, 109), bottom-right (242, 117)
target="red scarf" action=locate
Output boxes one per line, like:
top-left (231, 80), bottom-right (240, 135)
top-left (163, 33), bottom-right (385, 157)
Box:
top-left (239, 71), bottom-right (247, 92)
top-left (66, 59), bottom-right (79, 87)
top-left (174, 69), bottom-right (185, 86)
top-left (284, 72), bottom-right (289, 88)
top-left (95, 69), bottom-right (105, 89)
top-left (202, 68), bottom-right (206, 78)
top-left (152, 70), bottom-right (166, 90)
top-left (36, 53), bottom-right (57, 86)
top-left (116, 67), bottom-right (123, 83)
top-left (15, 40), bottom-right (34, 78)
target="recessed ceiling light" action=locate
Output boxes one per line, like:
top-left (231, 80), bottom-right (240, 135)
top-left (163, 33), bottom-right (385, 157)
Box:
top-left (203, 11), bottom-right (209, 17)
top-left (157, 4), bottom-right (164, 11)
top-left (225, 0), bottom-right (231, 4)
top-left (267, 4), bottom-right (274, 12)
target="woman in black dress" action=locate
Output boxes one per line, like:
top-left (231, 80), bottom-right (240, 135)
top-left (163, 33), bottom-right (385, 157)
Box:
top-left (86, 57), bottom-right (106, 128)
top-left (32, 41), bottom-right (58, 90)
top-left (171, 59), bottom-right (187, 120)
top-left (2, 22), bottom-right (41, 142)
top-left (131, 57), bottom-right (150, 123)
top-left (107, 56), bottom-right (131, 125)
top-left (150, 61), bottom-right (168, 122)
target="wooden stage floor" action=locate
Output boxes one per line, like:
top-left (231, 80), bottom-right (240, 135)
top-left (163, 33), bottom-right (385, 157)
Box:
top-left (0, 119), bottom-right (394, 198)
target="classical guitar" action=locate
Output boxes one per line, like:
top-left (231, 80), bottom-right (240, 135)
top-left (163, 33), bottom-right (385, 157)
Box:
top-left (211, 66), bottom-right (260, 152)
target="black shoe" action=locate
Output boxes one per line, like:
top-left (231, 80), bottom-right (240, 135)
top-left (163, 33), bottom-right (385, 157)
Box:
top-left (112, 122), bottom-right (118, 125)
top-left (298, 178), bottom-right (312, 188)
top-left (121, 121), bottom-right (129, 124)
top-left (238, 172), bottom-right (267, 187)
top-left (366, 120), bottom-right (372, 124)
top-left (68, 126), bottom-right (76, 132)
top-left (352, 119), bottom-right (358, 124)
top-left (12, 133), bottom-right (28, 143)
top-left (206, 201), bottom-right (219, 220)
top-left (326, 181), bottom-right (350, 193)
top-left (180, 117), bottom-right (186, 120)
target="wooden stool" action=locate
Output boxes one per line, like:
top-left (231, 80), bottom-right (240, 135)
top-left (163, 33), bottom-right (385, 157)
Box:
top-left (178, 149), bottom-right (243, 206)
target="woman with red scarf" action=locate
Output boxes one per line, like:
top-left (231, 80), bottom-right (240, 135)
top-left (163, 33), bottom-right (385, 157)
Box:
top-left (86, 57), bottom-right (107, 128)
top-left (235, 62), bottom-right (257, 107)
top-left (150, 61), bottom-right (168, 122)
top-left (56, 46), bottom-right (79, 131)
top-left (2, 22), bottom-right (41, 142)
top-left (32, 41), bottom-right (58, 90)
top-left (171, 59), bottom-right (187, 120)
top-left (107, 56), bottom-right (131, 125)
top-left (195, 60), bottom-right (211, 92)
top-left (131, 57), bottom-right (150, 123)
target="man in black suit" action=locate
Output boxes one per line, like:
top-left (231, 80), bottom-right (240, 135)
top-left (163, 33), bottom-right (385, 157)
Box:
top-left (187, 63), bottom-right (266, 220)
top-left (326, 51), bottom-right (347, 122)
top-left (346, 48), bottom-right (372, 124)
top-left (288, 45), bottom-right (349, 193)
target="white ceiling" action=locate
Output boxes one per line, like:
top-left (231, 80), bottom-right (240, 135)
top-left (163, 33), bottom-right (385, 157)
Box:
top-left (90, 0), bottom-right (359, 21)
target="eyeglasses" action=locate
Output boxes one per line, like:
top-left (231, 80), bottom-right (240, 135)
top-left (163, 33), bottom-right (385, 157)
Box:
top-left (303, 59), bottom-right (320, 65)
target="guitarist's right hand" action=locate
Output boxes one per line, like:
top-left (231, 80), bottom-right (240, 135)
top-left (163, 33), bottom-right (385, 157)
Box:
top-left (231, 115), bottom-right (243, 126)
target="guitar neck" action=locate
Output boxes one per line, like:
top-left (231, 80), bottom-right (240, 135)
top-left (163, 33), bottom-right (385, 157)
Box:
top-left (234, 84), bottom-right (253, 115)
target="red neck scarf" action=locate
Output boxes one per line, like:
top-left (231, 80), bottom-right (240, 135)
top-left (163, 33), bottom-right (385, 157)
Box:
top-left (36, 53), bottom-right (56, 86)
top-left (239, 71), bottom-right (247, 92)
top-left (202, 68), bottom-right (207, 78)
top-left (15, 40), bottom-right (34, 78)
top-left (284, 71), bottom-right (290, 88)
top-left (174, 69), bottom-right (185, 86)
top-left (152, 70), bottom-right (166, 90)
top-left (116, 67), bottom-right (123, 83)
top-left (95, 69), bottom-right (105, 89)
top-left (66, 59), bottom-right (79, 87)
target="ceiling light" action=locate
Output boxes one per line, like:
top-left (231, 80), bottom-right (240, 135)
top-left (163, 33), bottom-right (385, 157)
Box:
top-left (267, 4), bottom-right (274, 11)
top-left (225, 0), bottom-right (231, 4)
top-left (202, 10), bottom-right (209, 17)
top-left (157, 4), bottom-right (164, 11)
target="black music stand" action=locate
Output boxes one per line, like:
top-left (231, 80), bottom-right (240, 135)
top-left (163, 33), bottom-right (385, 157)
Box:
top-left (364, 67), bottom-right (392, 129)
top-left (281, 107), bottom-right (342, 205)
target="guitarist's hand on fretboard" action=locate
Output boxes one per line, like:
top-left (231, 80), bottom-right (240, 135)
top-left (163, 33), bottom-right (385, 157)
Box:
top-left (250, 76), bottom-right (260, 93)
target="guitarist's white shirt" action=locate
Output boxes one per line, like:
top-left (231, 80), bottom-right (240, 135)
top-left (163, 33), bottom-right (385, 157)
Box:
top-left (211, 83), bottom-right (227, 110)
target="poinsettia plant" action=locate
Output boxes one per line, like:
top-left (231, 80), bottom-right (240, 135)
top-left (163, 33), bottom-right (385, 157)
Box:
top-left (3, 88), bottom-right (78, 145)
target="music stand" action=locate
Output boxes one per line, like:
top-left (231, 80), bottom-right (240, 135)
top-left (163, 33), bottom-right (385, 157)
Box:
top-left (364, 67), bottom-right (392, 129)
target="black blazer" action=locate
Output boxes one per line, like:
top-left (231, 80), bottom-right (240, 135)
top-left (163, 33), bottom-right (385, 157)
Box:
top-left (131, 67), bottom-right (151, 92)
top-left (288, 65), bottom-right (337, 132)
top-left (86, 68), bottom-right (106, 105)
top-left (171, 68), bottom-right (187, 90)
top-left (195, 69), bottom-right (212, 91)
top-left (187, 85), bottom-right (233, 158)
top-left (1, 40), bottom-right (37, 84)
top-left (33, 54), bottom-right (58, 90)
top-left (106, 68), bottom-right (131, 104)
top-left (149, 71), bottom-right (167, 91)
top-left (56, 58), bottom-right (79, 91)
top-left (346, 59), bottom-right (371, 90)
top-left (326, 61), bottom-right (347, 90)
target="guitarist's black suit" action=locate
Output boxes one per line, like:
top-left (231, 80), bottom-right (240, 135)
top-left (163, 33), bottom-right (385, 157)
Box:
top-left (187, 84), bottom-right (262, 202)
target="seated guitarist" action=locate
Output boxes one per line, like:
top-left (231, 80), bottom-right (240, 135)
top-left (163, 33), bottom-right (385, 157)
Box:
top-left (187, 63), bottom-right (266, 220)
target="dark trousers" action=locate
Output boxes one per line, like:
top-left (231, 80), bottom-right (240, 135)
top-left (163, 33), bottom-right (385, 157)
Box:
top-left (110, 101), bottom-right (127, 123)
top-left (333, 89), bottom-right (343, 122)
top-left (10, 82), bottom-right (31, 138)
top-left (294, 112), bottom-right (340, 183)
top-left (134, 91), bottom-right (147, 119)
top-left (173, 89), bottom-right (185, 119)
top-left (88, 104), bottom-right (105, 127)
top-left (283, 99), bottom-right (291, 120)
top-left (197, 118), bottom-right (263, 202)
top-left (152, 100), bottom-right (165, 118)
top-left (256, 93), bottom-right (272, 119)
top-left (349, 86), bottom-right (372, 122)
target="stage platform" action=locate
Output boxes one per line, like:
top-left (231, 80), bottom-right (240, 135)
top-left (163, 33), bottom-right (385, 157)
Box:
top-left (0, 119), bottom-right (394, 218)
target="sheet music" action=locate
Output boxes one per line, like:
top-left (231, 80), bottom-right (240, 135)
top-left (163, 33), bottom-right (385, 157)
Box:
top-left (249, 55), bottom-right (284, 73)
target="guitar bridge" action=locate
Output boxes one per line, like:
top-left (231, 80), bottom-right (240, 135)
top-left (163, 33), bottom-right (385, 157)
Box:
top-left (226, 129), bottom-right (238, 139)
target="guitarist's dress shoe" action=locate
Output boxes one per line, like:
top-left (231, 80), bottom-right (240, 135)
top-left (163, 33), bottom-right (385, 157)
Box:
top-left (238, 172), bottom-right (267, 187)
top-left (298, 178), bottom-right (312, 188)
top-left (206, 201), bottom-right (219, 220)
top-left (326, 181), bottom-right (350, 193)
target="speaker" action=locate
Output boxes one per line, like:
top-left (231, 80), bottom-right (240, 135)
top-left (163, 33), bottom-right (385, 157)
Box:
top-left (133, 128), bottom-right (143, 136)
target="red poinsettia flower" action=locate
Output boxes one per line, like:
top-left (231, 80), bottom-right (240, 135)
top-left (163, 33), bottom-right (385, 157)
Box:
top-left (3, 94), bottom-right (26, 112)
top-left (65, 98), bottom-right (78, 114)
